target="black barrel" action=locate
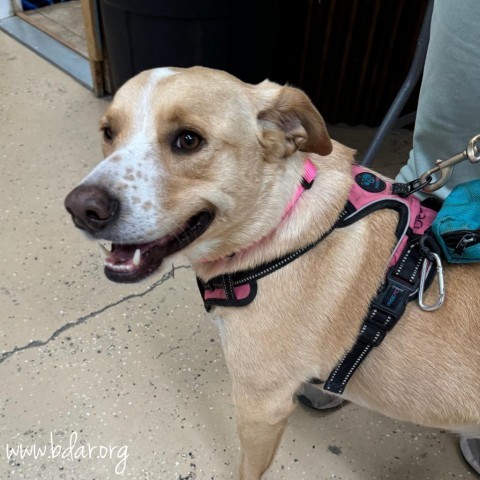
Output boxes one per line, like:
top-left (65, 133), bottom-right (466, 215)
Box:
top-left (99, 0), bottom-right (278, 92)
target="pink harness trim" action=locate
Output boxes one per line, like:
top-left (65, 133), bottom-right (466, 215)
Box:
top-left (204, 282), bottom-right (251, 302)
top-left (349, 165), bottom-right (437, 267)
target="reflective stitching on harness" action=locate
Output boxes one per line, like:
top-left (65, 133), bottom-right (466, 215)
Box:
top-left (223, 275), bottom-right (235, 301)
top-left (410, 255), bottom-right (424, 283)
top-left (325, 352), bottom-right (346, 384)
top-left (232, 246), bottom-right (310, 285)
top-left (341, 344), bottom-right (372, 386)
top-left (395, 243), bottom-right (424, 284)
top-left (343, 198), bottom-right (412, 267)
top-left (326, 325), bottom-right (379, 389)
top-left (395, 245), bottom-right (413, 276)
top-left (369, 308), bottom-right (393, 328)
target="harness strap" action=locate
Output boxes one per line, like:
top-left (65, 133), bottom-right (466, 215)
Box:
top-left (197, 216), bottom-right (344, 312)
top-left (323, 234), bottom-right (441, 394)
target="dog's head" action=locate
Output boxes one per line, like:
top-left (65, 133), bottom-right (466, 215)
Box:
top-left (64, 66), bottom-right (332, 282)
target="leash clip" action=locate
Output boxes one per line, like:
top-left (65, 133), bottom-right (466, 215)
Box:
top-left (418, 252), bottom-right (445, 311)
top-left (420, 134), bottom-right (480, 193)
top-left (391, 177), bottom-right (432, 197)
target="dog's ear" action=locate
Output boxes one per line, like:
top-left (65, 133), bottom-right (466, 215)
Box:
top-left (255, 80), bottom-right (333, 159)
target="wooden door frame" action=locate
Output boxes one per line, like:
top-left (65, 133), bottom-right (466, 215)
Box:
top-left (80, 0), bottom-right (110, 96)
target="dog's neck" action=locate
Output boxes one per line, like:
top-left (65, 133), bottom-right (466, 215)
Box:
top-left (192, 144), bottom-right (354, 281)
top-left (197, 158), bottom-right (318, 264)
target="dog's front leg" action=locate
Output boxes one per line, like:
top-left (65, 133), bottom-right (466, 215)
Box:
top-left (234, 387), bottom-right (297, 480)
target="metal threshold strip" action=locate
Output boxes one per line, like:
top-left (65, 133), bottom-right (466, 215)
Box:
top-left (0, 16), bottom-right (92, 90)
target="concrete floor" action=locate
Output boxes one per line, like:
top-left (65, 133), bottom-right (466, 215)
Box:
top-left (0, 31), bottom-right (476, 480)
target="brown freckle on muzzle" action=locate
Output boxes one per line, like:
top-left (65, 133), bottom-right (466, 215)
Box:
top-left (143, 201), bottom-right (153, 211)
top-left (132, 196), bottom-right (141, 204)
top-left (110, 154), bottom-right (122, 163)
top-left (124, 174), bottom-right (135, 181)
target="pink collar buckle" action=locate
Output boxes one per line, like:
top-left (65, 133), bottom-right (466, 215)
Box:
top-left (283, 159), bottom-right (317, 216)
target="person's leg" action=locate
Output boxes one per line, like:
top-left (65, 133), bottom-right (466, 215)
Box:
top-left (396, 0), bottom-right (480, 200)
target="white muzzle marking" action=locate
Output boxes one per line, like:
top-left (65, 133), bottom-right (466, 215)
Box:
top-left (79, 68), bottom-right (178, 243)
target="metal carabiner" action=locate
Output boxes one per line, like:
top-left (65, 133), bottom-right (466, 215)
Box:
top-left (466, 133), bottom-right (480, 163)
top-left (418, 252), bottom-right (445, 312)
top-left (421, 134), bottom-right (480, 193)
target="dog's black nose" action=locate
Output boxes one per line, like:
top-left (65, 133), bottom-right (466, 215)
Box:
top-left (65, 185), bottom-right (119, 234)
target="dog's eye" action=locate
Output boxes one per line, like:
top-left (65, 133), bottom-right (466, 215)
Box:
top-left (102, 125), bottom-right (115, 143)
top-left (174, 131), bottom-right (203, 151)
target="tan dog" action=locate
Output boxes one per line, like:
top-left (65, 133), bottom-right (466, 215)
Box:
top-left (65, 66), bottom-right (480, 479)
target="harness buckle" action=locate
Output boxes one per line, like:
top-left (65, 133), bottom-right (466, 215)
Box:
top-left (372, 269), bottom-right (419, 318)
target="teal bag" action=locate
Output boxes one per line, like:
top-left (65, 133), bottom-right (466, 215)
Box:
top-left (431, 179), bottom-right (480, 263)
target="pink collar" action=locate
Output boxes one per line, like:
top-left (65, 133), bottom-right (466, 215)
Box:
top-left (201, 160), bottom-right (317, 263)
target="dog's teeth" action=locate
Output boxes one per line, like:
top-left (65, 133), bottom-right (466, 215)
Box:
top-left (104, 263), bottom-right (134, 272)
top-left (98, 243), bottom-right (111, 259)
top-left (132, 248), bottom-right (141, 266)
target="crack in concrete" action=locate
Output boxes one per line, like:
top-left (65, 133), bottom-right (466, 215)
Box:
top-left (155, 327), bottom-right (201, 359)
top-left (156, 345), bottom-right (182, 358)
top-left (0, 265), bottom-right (191, 366)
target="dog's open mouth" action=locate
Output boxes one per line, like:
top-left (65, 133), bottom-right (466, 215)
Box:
top-left (100, 210), bottom-right (214, 283)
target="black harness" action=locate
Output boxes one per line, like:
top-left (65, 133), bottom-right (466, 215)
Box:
top-left (196, 217), bottom-right (341, 311)
top-left (197, 174), bottom-right (442, 395)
